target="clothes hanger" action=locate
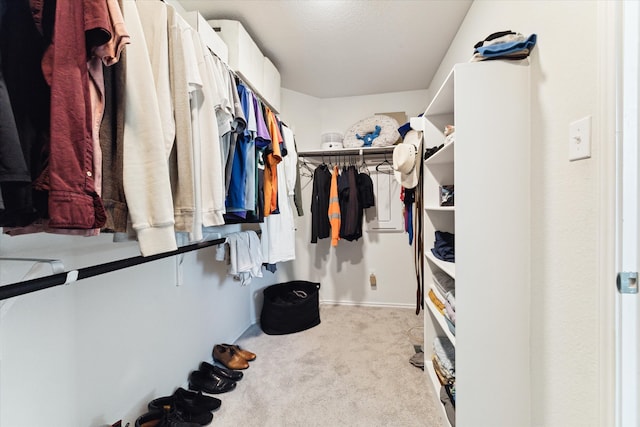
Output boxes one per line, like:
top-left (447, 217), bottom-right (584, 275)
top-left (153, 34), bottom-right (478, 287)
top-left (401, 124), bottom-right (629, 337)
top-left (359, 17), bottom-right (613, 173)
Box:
top-left (298, 157), bottom-right (314, 178)
top-left (359, 155), bottom-right (370, 175)
top-left (376, 153), bottom-right (394, 174)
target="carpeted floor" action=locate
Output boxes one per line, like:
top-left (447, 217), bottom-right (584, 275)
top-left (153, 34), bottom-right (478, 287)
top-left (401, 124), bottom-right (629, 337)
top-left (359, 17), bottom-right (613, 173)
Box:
top-left (207, 305), bottom-right (444, 427)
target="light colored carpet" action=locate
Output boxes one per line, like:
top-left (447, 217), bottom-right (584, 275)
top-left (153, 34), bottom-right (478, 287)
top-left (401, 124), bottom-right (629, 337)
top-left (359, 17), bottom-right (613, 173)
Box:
top-left (207, 304), bottom-right (444, 427)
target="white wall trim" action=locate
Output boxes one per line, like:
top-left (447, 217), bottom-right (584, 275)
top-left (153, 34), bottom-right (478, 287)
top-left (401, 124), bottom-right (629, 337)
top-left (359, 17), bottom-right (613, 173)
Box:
top-left (597, 1), bottom-right (619, 425)
top-left (320, 300), bottom-right (415, 310)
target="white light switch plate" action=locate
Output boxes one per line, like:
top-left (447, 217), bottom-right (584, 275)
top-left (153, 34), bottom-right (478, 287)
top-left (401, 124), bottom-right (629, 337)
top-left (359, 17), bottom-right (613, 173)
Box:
top-left (569, 116), bottom-right (591, 161)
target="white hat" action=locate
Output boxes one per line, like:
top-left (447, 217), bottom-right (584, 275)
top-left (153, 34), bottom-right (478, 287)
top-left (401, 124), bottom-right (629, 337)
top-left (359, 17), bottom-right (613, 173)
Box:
top-left (393, 130), bottom-right (422, 189)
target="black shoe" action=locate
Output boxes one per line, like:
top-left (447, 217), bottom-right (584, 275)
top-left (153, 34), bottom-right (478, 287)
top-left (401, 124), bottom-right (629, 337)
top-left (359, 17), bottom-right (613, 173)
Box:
top-left (135, 407), bottom-right (201, 427)
top-left (174, 387), bottom-right (222, 412)
top-left (188, 369), bottom-right (237, 394)
top-left (147, 396), bottom-right (213, 426)
top-left (200, 361), bottom-right (243, 381)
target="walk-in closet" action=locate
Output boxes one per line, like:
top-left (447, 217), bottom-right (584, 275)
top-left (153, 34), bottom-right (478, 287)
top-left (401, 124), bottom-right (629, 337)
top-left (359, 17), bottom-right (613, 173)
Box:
top-left (0, 1), bottom-right (624, 426)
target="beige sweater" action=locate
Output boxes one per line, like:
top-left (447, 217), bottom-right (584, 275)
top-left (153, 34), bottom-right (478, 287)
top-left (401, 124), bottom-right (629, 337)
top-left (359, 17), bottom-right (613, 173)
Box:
top-left (122, 0), bottom-right (177, 256)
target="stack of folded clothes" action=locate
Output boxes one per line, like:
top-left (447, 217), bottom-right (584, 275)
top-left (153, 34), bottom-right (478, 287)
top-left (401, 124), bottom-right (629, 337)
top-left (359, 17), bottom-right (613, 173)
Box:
top-left (471, 30), bottom-right (537, 62)
top-left (432, 336), bottom-right (456, 426)
top-left (432, 271), bottom-right (456, 336)
top-left (432, 336), bottom-right (455, 387)
top-left (431, 230), bottom-right (455, 262)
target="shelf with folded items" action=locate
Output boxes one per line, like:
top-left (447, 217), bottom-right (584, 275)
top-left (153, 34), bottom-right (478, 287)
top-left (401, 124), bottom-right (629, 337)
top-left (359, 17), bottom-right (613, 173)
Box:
top-left (425, 291), bottom-right (456, 346)
top-left (423, 145), bottom-right (454, 211)
top-left (426, 350), bottom-right (454, 427)
top-left (425, 251), bottom-right (455, 279)
top-left (424, 139), bottom-right (454, 166)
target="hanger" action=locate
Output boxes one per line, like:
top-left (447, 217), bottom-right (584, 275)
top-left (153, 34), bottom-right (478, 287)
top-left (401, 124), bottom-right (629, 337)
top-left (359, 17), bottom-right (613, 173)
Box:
top-left (376, 153), bottom-right (394, 174)
top-left (359, 155), bottom-right (370, 175)
top-left (298, 157), bottom-right (314, 178)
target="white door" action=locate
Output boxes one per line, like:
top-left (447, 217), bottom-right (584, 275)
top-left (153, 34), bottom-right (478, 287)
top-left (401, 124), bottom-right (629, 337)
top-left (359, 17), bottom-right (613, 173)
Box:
top-left (616, 1), bottom-right (640, 425)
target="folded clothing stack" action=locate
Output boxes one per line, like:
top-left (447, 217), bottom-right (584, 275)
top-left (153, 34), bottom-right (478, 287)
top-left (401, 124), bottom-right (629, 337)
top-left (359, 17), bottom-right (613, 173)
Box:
top-left (432, 336), bottom-right (455, 386)
top-left (431, 230), bottom-right (455, 262)
top-left (432, 271), bottom-right (456, 335)
top-left (471, 30), bottom-right (537, 62)
top-left (432, 334), bottom-right (456, 426)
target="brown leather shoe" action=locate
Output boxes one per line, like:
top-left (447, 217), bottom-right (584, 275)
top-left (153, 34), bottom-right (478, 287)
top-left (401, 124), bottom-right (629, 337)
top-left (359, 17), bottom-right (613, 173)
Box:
top-left (213, 344), bottom-right (249, 370)
top-left (222, 344), bottom-right (256, 361)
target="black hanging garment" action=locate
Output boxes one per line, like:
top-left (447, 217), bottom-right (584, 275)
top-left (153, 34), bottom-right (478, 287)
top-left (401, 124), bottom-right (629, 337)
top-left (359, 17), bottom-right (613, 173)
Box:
top-left (0, 0), bottom-right (53, 226)
top-left (310, 164), bottom-right (331, 243)
top-left (339, 165), bottom-right (362, 241)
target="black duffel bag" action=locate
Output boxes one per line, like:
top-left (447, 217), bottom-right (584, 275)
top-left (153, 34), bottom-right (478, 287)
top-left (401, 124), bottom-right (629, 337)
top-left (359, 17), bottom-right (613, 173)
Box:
top-left (260, 280), bottom-right (321, 335)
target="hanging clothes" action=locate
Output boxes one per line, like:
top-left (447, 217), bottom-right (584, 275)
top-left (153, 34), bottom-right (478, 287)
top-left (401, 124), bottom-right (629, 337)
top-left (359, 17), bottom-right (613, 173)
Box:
top-left (40, 0), bottom-right (109, 230)
top-left (99, 0), bottom-right (130, 233)
top-left (1, 0), bottom-right (109, 230)
top-left (263, 106), bottom-right (282, 217)
top-left (402, 187), bottom-right (415, 245)
top-left (339, 165), bottom-right (362, 242)
top-left (84, 0), bottom-right (130, 236)
top-left (0, 0), bottom-right (51, 227)
top-left (329, 166), bottom-right (341, 247)
top-left (225, 72), bottom-right (246, 194)
top-left (357, 172), bottom-right (375, 209)
top-left (189, 26), bottom-right (226, 239)
top-left (167, 5), bottom-right (197, 234)
top-left (244, 89), bottom-right (257, 213)
top-left (122, 0), bottom-right (176, 255)
top-left (226, 82), bottom-right (253, 214)
top-left (310, 164), bottom-right (331, 243)
top-left (260, 124), bottom-right (297, 264)
top-left (220, 231), bottom-right (263, 286)
top-left (252, 96), bottom-right (271, 223)
top-left (292, 141), bottom-right (304, 217)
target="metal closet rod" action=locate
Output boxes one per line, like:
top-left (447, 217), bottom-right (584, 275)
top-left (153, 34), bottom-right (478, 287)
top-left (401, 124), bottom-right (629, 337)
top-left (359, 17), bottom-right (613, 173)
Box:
top-left (297, 146), bottom-right (396, 157)
top-left (0, 234), bottom-right (245, 302)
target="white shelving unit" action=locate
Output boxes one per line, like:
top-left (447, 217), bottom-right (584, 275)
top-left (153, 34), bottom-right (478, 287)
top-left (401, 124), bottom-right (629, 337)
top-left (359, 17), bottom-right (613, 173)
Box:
top-left (421, 60), bottom-right (531, 427)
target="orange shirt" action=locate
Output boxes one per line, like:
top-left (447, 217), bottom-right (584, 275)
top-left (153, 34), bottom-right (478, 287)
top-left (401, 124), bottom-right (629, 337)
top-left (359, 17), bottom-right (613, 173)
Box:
top-left (329, 166), bottom-right (341, 246)
top-left (263, 106), bottom-right (282, 216)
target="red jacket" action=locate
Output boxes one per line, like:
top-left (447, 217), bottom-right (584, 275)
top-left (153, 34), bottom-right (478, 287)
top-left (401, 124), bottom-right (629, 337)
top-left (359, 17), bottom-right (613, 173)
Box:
top-left (34, 0), bottom-right (110, 229)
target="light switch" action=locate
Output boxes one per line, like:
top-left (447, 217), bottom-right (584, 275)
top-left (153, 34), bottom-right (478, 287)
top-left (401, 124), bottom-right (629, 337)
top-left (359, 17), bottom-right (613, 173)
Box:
top-left (569, 116), bottom-right (591, 161)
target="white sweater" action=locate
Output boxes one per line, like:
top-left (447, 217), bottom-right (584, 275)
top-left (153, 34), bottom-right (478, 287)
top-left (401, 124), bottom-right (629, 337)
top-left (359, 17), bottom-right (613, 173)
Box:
top-left (122, 0), bottom-right (177, 256)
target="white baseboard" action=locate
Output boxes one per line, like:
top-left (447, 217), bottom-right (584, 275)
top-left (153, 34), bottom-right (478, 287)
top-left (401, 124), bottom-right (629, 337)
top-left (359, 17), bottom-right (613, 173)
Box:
top-left (319, 300), bottom-right (414, 309)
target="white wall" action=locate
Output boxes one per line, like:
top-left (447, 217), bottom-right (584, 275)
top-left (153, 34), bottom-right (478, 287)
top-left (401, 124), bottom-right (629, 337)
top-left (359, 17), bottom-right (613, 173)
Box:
top-left (429, 2), bottom-right (601, 426)
top-left (0, 228), bottom-right (276, 427)
top-left (279, 89), bottom-right (430, 308)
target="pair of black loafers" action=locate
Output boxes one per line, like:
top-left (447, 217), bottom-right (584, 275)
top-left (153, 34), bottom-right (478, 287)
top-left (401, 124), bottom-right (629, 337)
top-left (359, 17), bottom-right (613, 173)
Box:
top-left (187, 361), bottom-right (243, 395)
top-left (134, 386), bottom-right (221, 426)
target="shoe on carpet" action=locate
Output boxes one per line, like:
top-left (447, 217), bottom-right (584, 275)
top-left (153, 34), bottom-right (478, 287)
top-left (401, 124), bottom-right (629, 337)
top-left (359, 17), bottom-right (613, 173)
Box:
top-left (135, 407), bottom-right (201, 427)
top-left (199, 360), bottom-right (243, 381)
top-left (220, 343), bottom-right (256, 361)
top-left (147, 395), bottom-right (213, 425)
top-left (188, 369), bottom-right (237, 394)
top-left (173, 387), bottom-right (222, 412)
top-left (212, 344), bottom-right (249, 370)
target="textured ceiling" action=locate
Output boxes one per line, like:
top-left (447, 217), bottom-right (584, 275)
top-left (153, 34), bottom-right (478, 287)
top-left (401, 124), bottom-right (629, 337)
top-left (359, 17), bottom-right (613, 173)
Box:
top-left (178, 0), bottom-right (473, 98)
